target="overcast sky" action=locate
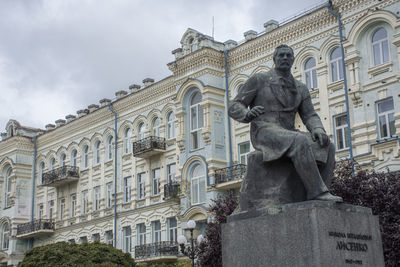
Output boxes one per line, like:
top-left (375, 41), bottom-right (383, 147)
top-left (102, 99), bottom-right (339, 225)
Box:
top-left (0, 0), bottom-right (325, 131)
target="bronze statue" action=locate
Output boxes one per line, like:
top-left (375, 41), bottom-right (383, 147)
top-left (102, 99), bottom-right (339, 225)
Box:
top-left (229, 44), bottom-right (342, 210)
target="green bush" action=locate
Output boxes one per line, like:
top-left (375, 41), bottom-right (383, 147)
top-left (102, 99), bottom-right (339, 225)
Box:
top-left (136, 260), bottom-right (191, 267)
top-left (17, 242), bottom-right (135, 267)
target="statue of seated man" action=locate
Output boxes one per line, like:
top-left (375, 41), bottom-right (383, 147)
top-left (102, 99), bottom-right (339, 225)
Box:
top-left (228, 44), bottom-right (343, 207)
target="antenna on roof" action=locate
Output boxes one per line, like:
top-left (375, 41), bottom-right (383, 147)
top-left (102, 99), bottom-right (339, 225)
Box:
top-left (212, 16), bottom-right (215, 39)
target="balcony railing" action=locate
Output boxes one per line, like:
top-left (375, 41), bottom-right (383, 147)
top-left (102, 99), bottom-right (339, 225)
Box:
top-left (135, 241), bottom-right (179, 260)
top-left (164, 182), bottom-right (180, 199)
top-left (132, 136), bottom-right (166, 158)
top-left (16, 219), bottom-right (55, 238)
top-left (215, 164), bottom-right (247, 185)
top-left (41, 166), bottom-right (79, 187)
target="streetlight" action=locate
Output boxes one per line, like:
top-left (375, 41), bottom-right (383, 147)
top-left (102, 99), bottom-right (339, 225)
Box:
top-left (177, 220), bottom-right (204, 267)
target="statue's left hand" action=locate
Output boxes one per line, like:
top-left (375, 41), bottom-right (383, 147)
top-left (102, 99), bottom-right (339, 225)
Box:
top-left (312, 128), bottom-right (329, 147)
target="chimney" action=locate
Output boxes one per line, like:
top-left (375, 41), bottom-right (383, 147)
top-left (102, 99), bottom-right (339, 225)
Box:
top-left (264, 20), bottom-right (279, 33)
top-left (45, 124), bottom-right (55, 131)
top-left (55, 119), bottom-right (66, 127)
top-left (65, 114), bottom-right (76, 123)
top-left (224, 39), bottom-right (238, 50)
top-left (115, 90), bottom-right (128, 99)
top-left (143, 78), bottom-right (154, 87)
top-left (99, 98), bottom-right (111, 107)
top-left (77, 109), bottom-right (88, 118)
top-left (88, 104), bottom-right (99, 113)
top-left (129, 84), bottom-right (141, 93)
top-left (244, 30), bottom-right (257, 41)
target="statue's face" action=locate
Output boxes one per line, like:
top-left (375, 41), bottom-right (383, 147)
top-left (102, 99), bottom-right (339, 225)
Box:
top-left (274, 48), bottom-right (294, 72)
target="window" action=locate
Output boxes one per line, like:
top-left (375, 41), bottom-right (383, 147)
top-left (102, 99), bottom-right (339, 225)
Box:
top-left (330, 47), bottom-right (343, 83)
top-left (105, 230), bottom-right (113, 245)
top-left (94, 140), bottom-right (101, 165)
top-left (190, 163), bottom-right (206, 205)
top-left (106, 183), bottom-right (113, 208)
top-left (48, 199), bottom-right (54, 220)
top-left (167, 112), bottom-right (175, 139)
top-left (4, 168), bottom-right (12, 208)
top-left (152, 168), bottom-right (160, 196)
top-left (137, 172), bottom-right (146, 200)
top-left (59, 198), bottom-right (65, 220)
top-left (304, 57), bottom-right (317, 90)
top-left (122, 226), bottom-right (132, 252)
top-left (167, 217), bottom-right (177, 242)
top-left (37, 203), bottom-right (44, 219)
top-left (123, 177), bottom-right (131, 203)
top-left (167, 163), bottom-right (176, 183)
top-left (38, 162), bottom-right (45, 185)
top-left (71, 149), bottom-right (77, 167)
top-left (106, 136), bottom-right (113, 160)
top-left (81, 190), bottom-right (89, 214)
top-left (334, 114), bottom-right (349, 151)
top-left (92, 233), bottom-right (100, 242)
top-left (152, 118), bottom-right (160, 137)
top-left (49, 157), bottom-right (55, 170)
top-left (190, 91), bottom-right (204, 150)
top-left (152, 221), bottom-right (161, 243)
top-left (94, 186), bottom-right (101, 211)
top-left (188, 37), bottom-right (195, 53)
top-left (137, 223), bottom-right (146, 245)
top-left (68, 239), bottom-right (75, 244)
top-left (124, 128), bottom-right (132, 154)
top-left (82, 145), bottom-right (89, 168)
top-left (238, 142), bottom-right (250, 165)
top-left (79, 236), bottom-right (88, 244)
top-left (372, 28), bottom-right (389, 66)
top-left (138, 123), bottom-right (145, 140)
top-left (377, 98), bottom-right (395, 139)
top-left (1, 222), bottom-right (9, 250)
top-left (70, 194), bottom-right (77, 217)
top-left (60, 153), bottom-right (66, 166)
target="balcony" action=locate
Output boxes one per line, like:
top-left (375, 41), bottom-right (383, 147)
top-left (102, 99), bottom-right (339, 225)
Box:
top-left (134, 241), bottom-right (178, 262)
top-left (41, 166), bottom-right (79, 187)
top-left (164, 182), bottom-right (180, 200)
top-left (214, 164), bottom-right (246, 190)
top-left (16, 219), bottom-right (55, 239)
top-left (132, 136), bottom-right (166, 158)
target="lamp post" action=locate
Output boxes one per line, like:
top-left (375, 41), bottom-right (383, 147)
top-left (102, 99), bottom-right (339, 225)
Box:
top-left (177, 220), bottom-right (204, 267)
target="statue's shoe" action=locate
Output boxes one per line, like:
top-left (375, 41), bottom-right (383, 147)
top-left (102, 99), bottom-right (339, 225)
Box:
top-left (314, 192), bottom-right (343, 202)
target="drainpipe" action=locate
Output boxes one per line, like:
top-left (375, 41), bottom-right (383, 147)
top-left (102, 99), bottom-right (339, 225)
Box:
top-left (29, 135), bottom-right (37, 249)
top-left (224, 50), bottom-right (233, 175)
top-left (108, 103), bottom-right (118, 247)
top-left (327, 1), bottom-right (355, 176)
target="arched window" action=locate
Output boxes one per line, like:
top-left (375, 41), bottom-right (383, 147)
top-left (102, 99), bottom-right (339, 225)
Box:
top-left (82, 145), bottom-right (89, 168)
top-left (60, 153), bottom-right (66, 166)
top-left (330, 47), bottom-right (343, 83)
top-left (304, 57), bottom-right (317, 90)
top-left (1, 222), bottom-right (9, 250)
top-left (94, 140), bottom-right (101, 165)
top-left (167, 111), bottom-right (175, 139)
top-left (71, 149), bottom-right (78, 167)
top-left (189, 163), bottom-right (206, 205)
top-left (49, 157), bottom-right (56, 171)
top-left (138, 123), bottom-right (145, 140)
top-left (106, 136), bottom-right (113, 160)
top-left (372, 28), bottom-right (389, 66)
top-left (124, 128), bottom-right (132, 154)
top-left (4, 168), bottom-right (12, 208)
top-left (38, 162), bottom-right (45, 185)
top-left (152, 118), bottom-right (160, 137)
top-left (190, 92), bottom-right (203, 150)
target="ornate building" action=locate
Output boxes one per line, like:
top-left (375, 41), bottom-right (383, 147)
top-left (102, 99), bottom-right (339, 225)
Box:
top-left (0, 0), bottom-right (399, 265)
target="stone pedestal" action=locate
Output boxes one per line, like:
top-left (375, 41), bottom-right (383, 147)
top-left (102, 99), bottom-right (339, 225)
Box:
top-left (222, 201), bottom-right (385, 267)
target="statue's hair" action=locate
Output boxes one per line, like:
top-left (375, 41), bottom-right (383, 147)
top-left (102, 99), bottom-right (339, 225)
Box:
top-left (273, 44), bottom-right (294, 60)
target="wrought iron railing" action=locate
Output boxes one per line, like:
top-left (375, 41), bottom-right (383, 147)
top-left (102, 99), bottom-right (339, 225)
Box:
top-left (132, 136), bottom-right (166, 155)
top-left (17, 219), bottom-right (55, 236)
top-left (135, 241), bottom-right (178, 259)
top-left (164, 183), bottom-right (180, 198)
top-left (41, 166), bottom-right (79, 186)
top-left (215, 164), bottom-right (247, 184)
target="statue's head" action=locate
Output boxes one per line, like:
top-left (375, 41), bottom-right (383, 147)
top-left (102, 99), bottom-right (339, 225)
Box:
top-left (273, 44), bottom-right (294, 72)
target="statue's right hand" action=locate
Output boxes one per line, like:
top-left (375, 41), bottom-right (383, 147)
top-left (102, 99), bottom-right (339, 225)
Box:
top-left (245, 106), bottom-right (265, 121)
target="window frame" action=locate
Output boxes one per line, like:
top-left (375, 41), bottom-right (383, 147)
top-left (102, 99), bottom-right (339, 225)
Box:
top-left (167, 217), bottom-right (177, 243)
top-left (189, 91), bottom-right (203, 150)
top-left (93, 186), bottom-right (101, 211)
top-left (190, 163), bottom-right (206, 205)
top-left (304, 57), bottom-right (318, 90)
top-left (124, 128), bottom-right (132, 154)
top-left (81, 190), bottom-right (89, 215)
top-left (82, 145), bottom-right (89, 169)
top-left (152, 220), bottom-right (161, 243)
top-left (376, 98), bottom-right (396, 140)
top-left (137, 223), bottom-right (146, 245)
top-left (167, 163), bottom-right (176, 183)
top-left (152, 168), bottom-right (160, 196)
top-left (106, 182), bottom-right (113, 208)
top-left (123, 176), bottom-right (131, 203)
top-left (238, 142), bottom-right (250, 165)
top-left (106, 136), bottom-right (113, 161)
top-left (122, 226), bottom-right (132, 252)
top-left (333, 114), bottom-right (349, 151)
top-left (330, 47), bottom-right (344, 83)
top-left (137, 172), bottom-right (146, 200)
top-left (94, 140), bottom-right (101, 165)
top-left (372, 27), bottom-right (389, 67)
top-left (70, 194), bottom-right (77, 218)
top-left (167, 111), bottom-right (175, 139)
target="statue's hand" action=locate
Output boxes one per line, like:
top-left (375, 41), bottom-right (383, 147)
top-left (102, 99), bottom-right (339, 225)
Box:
top-left (312, 128), bottom-right (329, 147)
top-left (245, 106), bottom-right (264, 121)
